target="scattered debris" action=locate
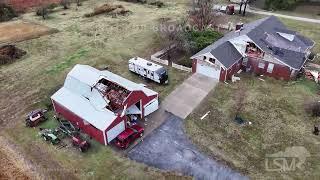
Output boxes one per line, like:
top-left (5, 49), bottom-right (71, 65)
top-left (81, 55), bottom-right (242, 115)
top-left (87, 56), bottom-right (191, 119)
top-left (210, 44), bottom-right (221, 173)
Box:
top-left (84, 3), bottom-right (131, 17)
top-left (305, 63), bottom-right (320, 83)
top-left (234, 116), bottom-right (245, 125)
top-left (0, 45), bottom-right (26, 65)
top-left (200, 111), bottom-right (210, 120)
top-left (258, 78), bottom-right (265, 82)
top-left (231, 75), bottom-right (240, 83)
top-left (0, 3), bottom-right (17, 22)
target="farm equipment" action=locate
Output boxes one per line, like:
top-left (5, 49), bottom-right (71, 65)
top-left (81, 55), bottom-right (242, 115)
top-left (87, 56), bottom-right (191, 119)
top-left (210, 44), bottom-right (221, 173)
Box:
top-left (38, 128), bottom-right (60, 145)
top-left (56, 118), bottom-right (90, 152)
top-left (25, 109), bottom-right (47, 127)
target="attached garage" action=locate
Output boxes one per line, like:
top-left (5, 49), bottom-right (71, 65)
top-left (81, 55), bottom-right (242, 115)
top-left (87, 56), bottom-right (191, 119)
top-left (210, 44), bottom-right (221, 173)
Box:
top-left (191, 41), bottom-right (243, 82)
top-left (196, 60), bottom-right (221, 80)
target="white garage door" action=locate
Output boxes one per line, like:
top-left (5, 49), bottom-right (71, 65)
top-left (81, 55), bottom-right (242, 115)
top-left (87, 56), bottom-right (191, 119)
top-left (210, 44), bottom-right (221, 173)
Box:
top-left (196, 61), bottom-right (221, 80)
top-left (107, 120), bottom-right (125, 143)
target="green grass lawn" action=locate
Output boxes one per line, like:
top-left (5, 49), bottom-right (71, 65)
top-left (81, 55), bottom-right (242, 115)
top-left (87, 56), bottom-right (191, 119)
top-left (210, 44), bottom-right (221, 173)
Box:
top-left (185, 74), bottom-right (320, 179)
top-left (0, 0), bottom-right (190, 179)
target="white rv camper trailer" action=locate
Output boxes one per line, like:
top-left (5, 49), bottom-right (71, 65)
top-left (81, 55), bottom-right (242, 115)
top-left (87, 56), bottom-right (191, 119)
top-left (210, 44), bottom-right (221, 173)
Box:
top-left (128, 57), bottom-right (168, 84)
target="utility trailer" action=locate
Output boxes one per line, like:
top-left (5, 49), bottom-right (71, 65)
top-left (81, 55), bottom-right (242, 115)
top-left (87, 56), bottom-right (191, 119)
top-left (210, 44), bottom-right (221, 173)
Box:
top-left (129, 57), bottom-right (168, 84)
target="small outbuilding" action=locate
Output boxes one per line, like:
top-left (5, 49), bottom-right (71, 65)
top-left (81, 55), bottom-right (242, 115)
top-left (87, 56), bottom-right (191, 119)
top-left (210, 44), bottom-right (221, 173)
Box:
top-left (51, 64), bottom-right (159, 145)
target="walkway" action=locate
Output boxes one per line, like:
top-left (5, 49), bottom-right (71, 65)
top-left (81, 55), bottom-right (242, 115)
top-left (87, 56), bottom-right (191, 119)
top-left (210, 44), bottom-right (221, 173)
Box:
top-left (162, 73), bottom-right (218, 119)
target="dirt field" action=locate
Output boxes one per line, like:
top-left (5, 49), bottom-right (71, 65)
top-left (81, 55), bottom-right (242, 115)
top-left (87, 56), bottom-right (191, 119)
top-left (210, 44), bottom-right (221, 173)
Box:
top-left (0, 20), bottom-right (57, 45)
top-left (0, 0), bottom-right (189, 179)
top-left (0, 149), bottom-right (29, 180)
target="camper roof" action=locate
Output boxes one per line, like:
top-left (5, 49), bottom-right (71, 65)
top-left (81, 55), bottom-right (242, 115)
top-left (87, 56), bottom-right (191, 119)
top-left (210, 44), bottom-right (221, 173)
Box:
top-left (129, 57), bottom-right (165, 72)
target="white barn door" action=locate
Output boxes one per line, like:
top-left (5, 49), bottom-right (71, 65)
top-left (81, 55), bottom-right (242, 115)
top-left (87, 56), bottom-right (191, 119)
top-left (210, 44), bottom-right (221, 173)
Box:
top-left (107, 120), bottom-right (125, 143)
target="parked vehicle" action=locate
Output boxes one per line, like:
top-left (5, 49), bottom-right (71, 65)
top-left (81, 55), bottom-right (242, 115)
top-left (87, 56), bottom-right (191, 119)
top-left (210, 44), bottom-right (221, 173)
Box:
top-left (39, 128), bottom-right (60, 145)
top-left (25, 109), bottom-right (47, 127)
top-left (114, 124), bottom-right (144, 149)
top-left (129, 57), bottom-right (168, 84)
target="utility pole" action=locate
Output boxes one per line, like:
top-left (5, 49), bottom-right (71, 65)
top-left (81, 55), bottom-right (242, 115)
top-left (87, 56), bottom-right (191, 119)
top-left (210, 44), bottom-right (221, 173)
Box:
top-left (239, 0), bottom-right (244, 14)
top-left (242, 0), bottom-right (248, 16)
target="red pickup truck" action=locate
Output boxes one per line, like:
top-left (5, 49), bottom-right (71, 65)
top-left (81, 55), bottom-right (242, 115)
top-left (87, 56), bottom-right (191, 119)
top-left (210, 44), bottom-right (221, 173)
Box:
top-left (114, 125), bottom-right (144, 149)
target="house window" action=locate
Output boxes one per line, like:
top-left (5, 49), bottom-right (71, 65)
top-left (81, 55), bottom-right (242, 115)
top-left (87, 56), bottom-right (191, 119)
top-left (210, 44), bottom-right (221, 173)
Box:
top-left (209, 58), bottom-right (215, 64)
top-left (267, 63), bottom-right (274, 73)
top-left (258, 62), bottom-right (265, 69)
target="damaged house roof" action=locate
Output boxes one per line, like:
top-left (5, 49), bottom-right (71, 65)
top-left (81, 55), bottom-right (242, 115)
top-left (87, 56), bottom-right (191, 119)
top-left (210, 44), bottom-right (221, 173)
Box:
top-left (191, 16), bottom-right (315, 70)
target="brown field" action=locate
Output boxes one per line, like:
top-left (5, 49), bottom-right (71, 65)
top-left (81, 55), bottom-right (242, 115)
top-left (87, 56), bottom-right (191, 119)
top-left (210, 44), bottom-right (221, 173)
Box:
top-left (0, 20), bottom-right (58, 45)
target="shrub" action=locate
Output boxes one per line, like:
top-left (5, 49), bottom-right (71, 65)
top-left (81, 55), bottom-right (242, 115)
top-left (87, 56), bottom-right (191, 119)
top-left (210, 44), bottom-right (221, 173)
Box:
top-left (149, 1), bottom-right (165, 8)
top-left (0, 3), bottom-right (17, 22)
top-left (305, 101), bottom-right (320, 117)
top-left (60, 0), bottom-right (71, 9)
top-left (186, 29), bottom-right (223, 53)
top-left (36, 6), bottom-right (49, 19)
top-left (265, 0), bottom-right (305, 10)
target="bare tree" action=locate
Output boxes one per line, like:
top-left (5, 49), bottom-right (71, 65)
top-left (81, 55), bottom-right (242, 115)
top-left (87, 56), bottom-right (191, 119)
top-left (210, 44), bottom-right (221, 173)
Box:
top-left (76, 0), bottom-right (82, 6)
top-left (188, 0), bottom-right (216, 31)
top-left (158, 19), bottom-right (188, 62)
top-left (60, 0), bottom-right (71, 9)
top-left (234, 84), bottom-right (246, 117)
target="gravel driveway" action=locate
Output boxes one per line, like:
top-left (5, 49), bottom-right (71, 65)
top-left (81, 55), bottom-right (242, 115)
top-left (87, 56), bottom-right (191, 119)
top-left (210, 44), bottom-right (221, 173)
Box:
top-left (128, 114), bottom-right (247, 180)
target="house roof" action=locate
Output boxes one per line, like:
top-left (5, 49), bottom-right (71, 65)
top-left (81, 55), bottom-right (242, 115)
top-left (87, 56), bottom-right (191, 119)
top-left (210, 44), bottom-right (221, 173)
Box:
top-left (191, 16), bottom-right (315, 70)
top-left (210, 41), bottom-right (243, 68)
top-left (51, 64), bottom-right (158, 131)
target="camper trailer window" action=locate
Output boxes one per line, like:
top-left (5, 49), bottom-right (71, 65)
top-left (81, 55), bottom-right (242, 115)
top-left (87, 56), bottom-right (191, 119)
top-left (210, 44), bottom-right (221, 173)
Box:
top-left (156, 67), bottom-right (167, 75)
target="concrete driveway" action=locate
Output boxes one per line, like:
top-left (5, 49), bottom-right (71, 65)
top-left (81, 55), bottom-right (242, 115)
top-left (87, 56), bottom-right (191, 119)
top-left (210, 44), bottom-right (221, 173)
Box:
top-left (128, 114), bottom-right (247, 180)
top-left (162, 73), bottom-right (218, 119)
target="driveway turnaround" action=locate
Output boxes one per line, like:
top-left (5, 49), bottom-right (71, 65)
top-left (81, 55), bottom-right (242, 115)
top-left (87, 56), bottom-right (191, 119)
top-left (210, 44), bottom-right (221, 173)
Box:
top-left (162, 73), bottom-right (218, 119)
top-left (128, 114), bottom-right (247, 180)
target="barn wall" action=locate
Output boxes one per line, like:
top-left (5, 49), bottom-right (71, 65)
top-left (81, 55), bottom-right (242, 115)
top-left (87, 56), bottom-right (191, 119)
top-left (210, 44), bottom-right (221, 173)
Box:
top-left (52, 100), bottom-right (105, 145)
top-left (3, 0), bottom-right (60, 12)
top-left (248, 58), bottom-right (292, 80)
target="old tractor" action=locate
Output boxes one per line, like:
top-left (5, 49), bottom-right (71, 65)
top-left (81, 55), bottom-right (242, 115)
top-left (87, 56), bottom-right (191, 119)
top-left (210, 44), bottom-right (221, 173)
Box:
top-left (38, 128), bottom-right (60, 145)
top-left (25, 109), bottom-right (47, 127)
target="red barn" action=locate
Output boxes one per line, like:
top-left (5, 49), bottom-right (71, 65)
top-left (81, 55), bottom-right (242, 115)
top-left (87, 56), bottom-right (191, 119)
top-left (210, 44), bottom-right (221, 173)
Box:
top-left (191, 16), bottom-right (315, 81)
top-left (51, 65), bottom-right (159, 145)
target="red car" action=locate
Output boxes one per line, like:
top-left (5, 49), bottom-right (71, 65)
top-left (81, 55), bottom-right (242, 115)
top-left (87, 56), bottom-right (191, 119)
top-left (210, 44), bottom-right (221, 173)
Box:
top-left (114, 125), bottom-right (144, 149)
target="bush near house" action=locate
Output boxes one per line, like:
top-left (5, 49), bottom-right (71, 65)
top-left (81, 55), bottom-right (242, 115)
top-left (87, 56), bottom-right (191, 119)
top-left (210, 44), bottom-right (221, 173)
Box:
top-left (0, 3), bottom-right (17, 22)
top-left (186, 29), bottom-right (222, 53)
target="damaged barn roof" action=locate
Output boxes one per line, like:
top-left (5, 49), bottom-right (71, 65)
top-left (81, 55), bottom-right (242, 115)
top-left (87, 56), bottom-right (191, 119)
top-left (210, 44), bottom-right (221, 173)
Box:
top-left (51, 64), bottom-right (158, 131)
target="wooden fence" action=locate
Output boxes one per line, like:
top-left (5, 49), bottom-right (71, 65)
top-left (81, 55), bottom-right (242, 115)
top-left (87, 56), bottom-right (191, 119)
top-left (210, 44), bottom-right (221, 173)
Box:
top-left (150, 46), bottom-right (192, 72)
